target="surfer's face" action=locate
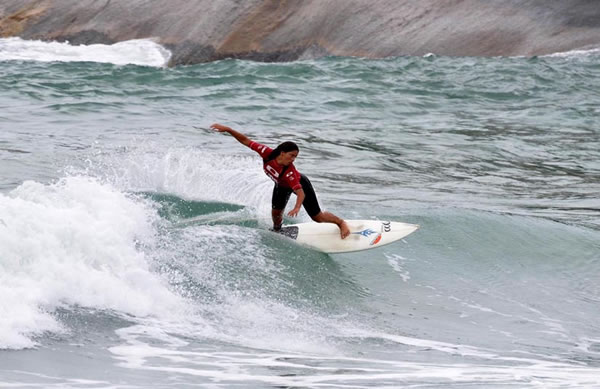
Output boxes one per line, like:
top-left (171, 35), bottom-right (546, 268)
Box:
top-left (279, 150), bottom-right (298, 166)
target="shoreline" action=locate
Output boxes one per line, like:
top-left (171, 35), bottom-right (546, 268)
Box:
top-left (1, 0), bottom-right (600, 66)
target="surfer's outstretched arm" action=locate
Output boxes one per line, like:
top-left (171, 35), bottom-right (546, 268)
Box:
top-left (210, 123), bottom-right (251, 147)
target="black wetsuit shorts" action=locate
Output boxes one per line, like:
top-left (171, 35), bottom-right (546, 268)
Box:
top-left (271, 174), bottom-right (321, 217)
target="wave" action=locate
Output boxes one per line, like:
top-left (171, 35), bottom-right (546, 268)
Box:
top-left (0, 175), bottom-right (360, 353)
top-left (2, 138), bottom-right (598, 360)
top-left (0, 177), bottom-right (184, 349)
top-left (2, 172), bottom-right (599, 381)
top-left (544, 47), bottom-right (600, 59)
top-left (0, 37), bottom-right (171, 67)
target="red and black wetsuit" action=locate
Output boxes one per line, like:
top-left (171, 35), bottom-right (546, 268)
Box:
top-left (249, 141), bottom-right (321, 217)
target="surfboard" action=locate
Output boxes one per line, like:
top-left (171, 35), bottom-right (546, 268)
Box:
top-left (276, 220), bottom-right (419, 254)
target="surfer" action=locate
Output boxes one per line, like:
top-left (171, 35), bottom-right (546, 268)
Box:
top-left (211, 123), bottom-right (351, 239)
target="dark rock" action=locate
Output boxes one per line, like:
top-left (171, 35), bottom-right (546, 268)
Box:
top-left (55, 30), bottom-right (114, 45)
top-left (1, 0), bottom-right (599, 65)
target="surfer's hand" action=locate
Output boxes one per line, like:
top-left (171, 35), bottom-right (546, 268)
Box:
top-left (210, 123), bottom-right (231, 132)
top-left (287, 207), bottom-right (301, 217)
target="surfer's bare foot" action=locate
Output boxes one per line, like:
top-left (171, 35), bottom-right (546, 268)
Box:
top-left (312, 211), bottom-right (350, 239)
top-left (340, 221), bottom-right (350, 239)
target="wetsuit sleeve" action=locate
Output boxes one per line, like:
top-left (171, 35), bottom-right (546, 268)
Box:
top-left (249, 141), bottom-right (272, 159)
top-left (283, 166), bottom-right (302, 191)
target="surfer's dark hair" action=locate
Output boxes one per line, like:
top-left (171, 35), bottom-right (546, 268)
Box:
top-left (264, 141), bottom-right (299, 163)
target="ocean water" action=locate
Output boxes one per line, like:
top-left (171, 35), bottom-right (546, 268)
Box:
top-left (1, 37), bottom-right (599, 388)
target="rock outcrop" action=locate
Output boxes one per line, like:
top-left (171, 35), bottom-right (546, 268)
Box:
top-left (1, 0), bottom-right (600, 65)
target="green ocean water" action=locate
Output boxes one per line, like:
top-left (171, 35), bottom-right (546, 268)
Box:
top-left (1, 42), bottom-right (600, 388)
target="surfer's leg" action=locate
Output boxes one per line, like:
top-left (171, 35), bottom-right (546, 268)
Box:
top-left (312, 212), bottom-right (351, 239)
top-left (300, 175), bottom-right (350, 239)
top-left (298, 175), bottom-right (321, 217)
top-left (272, 184), bottom-right (292, 230)
top-left (271, 209), bottom-right (284, 231)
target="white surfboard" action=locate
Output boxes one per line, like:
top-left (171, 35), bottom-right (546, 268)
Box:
top-left (276, 220), bottom-right (419, 254)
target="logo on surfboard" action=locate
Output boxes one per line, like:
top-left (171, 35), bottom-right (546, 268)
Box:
top-left (352, 228), bottom-right (382, 246)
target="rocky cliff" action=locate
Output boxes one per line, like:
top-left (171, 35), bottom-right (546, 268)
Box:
top-left (1, 0), bottom-right (600, 65)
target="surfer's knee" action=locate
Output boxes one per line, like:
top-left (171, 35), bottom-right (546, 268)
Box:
top-left (312, 211), bottom-right (341, 225)
top-left (311, 212), bottom-right (325, 222)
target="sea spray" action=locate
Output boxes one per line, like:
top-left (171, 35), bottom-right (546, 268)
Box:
top-left (77, 143), bottom-right (279, 225)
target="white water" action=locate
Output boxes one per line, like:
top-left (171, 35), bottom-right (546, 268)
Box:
top-left (546, 46), bottom-right (600, 58)
top-left (0, 37), bottom-right (171, 67)
top-left (0, 173), bottom-right (348, 354)
top-left (0, 177), bottom-right (183, 349)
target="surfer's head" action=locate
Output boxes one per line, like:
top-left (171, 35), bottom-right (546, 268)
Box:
top-left (267, 141), bottom-right (299, 166)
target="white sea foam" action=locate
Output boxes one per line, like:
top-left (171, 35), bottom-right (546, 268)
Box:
top-left (0, 177), bottom-right (184, 349)
top-left (385, 253), bottom-right (411, 281)
top-left (143, 223), bottom-right (342, 355)
top-left (108, 326), bottom-right (600, 388)
top-left (545, 47), bottom-right (600, 58)
top-left (0, 37), bottom-right (171, 67)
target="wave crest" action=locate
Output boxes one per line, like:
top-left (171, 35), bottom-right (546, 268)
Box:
top-left (0, 37), bottom-right (171, 67)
